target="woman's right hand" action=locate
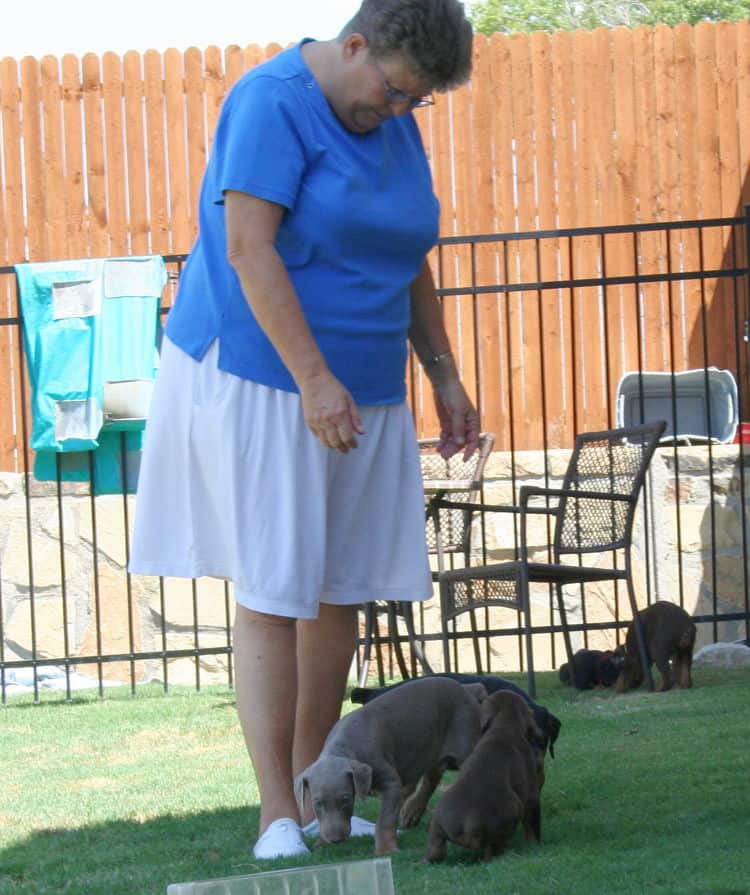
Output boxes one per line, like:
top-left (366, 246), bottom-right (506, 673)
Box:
top-left (299, 370), bottom-right (365, 453)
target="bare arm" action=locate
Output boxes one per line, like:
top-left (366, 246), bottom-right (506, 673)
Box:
top-left (408, 261), bottom-right (479, 460)
top-left (225, 190), bottom-right (363, 452)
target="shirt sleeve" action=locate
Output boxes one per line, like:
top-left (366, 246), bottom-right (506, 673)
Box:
top-left (210, 73), bottom-right (307, 210)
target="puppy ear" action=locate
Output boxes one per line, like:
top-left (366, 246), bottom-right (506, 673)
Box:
top-left (293, 771), bottom-right (309, 816)
top-left (547, 715), bottom-right (561, 758)
top-left (479, 698), bottom-right (497, 734)
top-left (348, 760), bottom-right (372, 801)
top-left (527, 716), bottom-right (545, 748)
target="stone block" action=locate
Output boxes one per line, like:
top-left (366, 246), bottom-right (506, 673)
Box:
top-left (701, 554), bottom-right (749, 611)
top-left (74, 495), bottom-right (138, 567)
top-left (4, 593), bottom-right (71, 659)
top-left (135, 575), bottom-right (234, 631)
top-left (663, 477), bottom-right (693, 504)
top-left (1, 520), bottom-right (75, 589)
top-left (0, 473), bottom-right (23, 499)
top-left (77, 566), bottom-right (144, 682)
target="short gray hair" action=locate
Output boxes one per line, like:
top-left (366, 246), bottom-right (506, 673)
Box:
top-left (340, 0), bottom-right (474, 91)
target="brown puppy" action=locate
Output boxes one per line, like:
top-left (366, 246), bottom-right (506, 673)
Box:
top-left (294, 677), bottom-right (485, 855)
top-left (615, 600), bottom-right (696, 693)
top-left (425, 690), bottom-right (542, 863)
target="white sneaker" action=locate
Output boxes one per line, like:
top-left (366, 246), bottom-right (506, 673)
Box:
top-left (302, 815), bottom-right (377, 838)
top-left (253, 818), bottom-right (310, 860)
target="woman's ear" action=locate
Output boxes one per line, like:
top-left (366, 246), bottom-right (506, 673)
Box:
top-left (341, 32), bottom-right (368, 61)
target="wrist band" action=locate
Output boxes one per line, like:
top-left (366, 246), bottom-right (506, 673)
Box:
top-left (425, 350), bottom-right (453, 369)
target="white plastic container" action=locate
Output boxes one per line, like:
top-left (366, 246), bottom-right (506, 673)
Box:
top-left (616, 367), bottom-right (738, 444)
top-left (166, 857), bottom-right (395, 895)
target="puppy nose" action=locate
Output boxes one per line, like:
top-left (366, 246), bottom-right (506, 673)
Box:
top-left (324, 825), bottom-right (350, 843)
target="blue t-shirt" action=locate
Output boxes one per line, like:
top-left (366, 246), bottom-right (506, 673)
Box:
top-left (165, 41), bottom-right (440, 406)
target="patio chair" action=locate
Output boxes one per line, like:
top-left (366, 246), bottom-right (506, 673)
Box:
top-left (357, 432), bottom-right (496, 686)
top-left (434, 421), bottom-right (667, 699)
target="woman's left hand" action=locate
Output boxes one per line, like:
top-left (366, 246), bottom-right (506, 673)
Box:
top-left (431, 375), bottom-right (480, 460)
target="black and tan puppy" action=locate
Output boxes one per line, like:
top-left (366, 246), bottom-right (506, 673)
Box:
top-left (424, 690), bottom-right (542, 863)
top-left (558, 648), bottom-right (624, 689)
top-left (295, 677), bottom-right (485, 855)
top-left (351, 672), bottom-right (561, 761)
top-left (615, 601), bottom-right (696, 693)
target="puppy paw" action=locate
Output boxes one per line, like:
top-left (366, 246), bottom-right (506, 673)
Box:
top-left (399, 800), bottom-right (424, 828)
top-left (374, 834), bottom-right (399, 856)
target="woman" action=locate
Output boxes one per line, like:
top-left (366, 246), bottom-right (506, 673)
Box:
top-left (130, 0), bottom-right (478, 860)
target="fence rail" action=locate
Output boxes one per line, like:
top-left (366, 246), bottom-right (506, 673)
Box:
top-left (1, 214), bottom-right (748, 700)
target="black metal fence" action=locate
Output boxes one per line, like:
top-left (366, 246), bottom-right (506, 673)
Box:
top-left (1, 213), bottom-right (749, 701)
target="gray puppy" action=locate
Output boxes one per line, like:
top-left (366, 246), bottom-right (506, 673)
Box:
top-left (294, 677), bottom-right (486, 855)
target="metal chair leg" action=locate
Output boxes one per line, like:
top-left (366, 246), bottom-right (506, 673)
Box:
top-left (554, 581), bottom-right (579, 689)
top-left (519, 570), bottom-right (536, 699)
top-left (386, 602), bottom-right (411, 681)
top-left (400, 601), bottom-right (435, 675)
top-left (358, 604), bottom-right (376, 687)
top-left (439, 579), bottom-right (452, 672)
top-left (627, 578), bottom-right (655, 691)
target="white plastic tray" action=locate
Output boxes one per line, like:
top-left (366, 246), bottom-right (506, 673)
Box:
top-left (167, 857), bottom-right (395, 895)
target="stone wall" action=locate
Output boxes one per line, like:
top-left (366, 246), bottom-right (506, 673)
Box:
top-left (1, 445), bottom-right (748, 686)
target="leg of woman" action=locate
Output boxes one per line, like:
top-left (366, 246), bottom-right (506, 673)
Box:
top-left (233, 604), bottom-right (301, 834)
top-left (293, 602), bottom-right (359, 824)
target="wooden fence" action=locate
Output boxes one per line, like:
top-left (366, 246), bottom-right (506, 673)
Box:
top-left (1, 22), bottom-right (750, 469)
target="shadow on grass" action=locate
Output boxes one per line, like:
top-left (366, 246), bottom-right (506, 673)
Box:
top-left (0, 803), bottom-right (403, 895)
top-left (1, 806), bottom-right (267, 895)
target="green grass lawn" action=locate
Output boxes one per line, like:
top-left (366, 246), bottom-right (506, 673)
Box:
top-left (1, 666), bottom-right (749, 895)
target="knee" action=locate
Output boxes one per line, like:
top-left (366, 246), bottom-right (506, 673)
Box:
top-left (235, 605), bottom-right (298, 631)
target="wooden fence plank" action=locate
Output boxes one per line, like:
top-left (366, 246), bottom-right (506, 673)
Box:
top-left (713, 23), bottom-right (741, 377)
top-left (164, 48), bottom-right (191, 254)
top-left (509, 32), bottom-right (543, 449)
top-left (184, 47), bottom-right (206, 246)
top-left (61, 55), bottom-right (86, 259)
top-left (41, 56), bottom-right (67, 261)
top-left (471, 33), bottom-right (502, 440)
top-left (609, 29), bottom-right (640, 386)
top-left (144, 50), bottom-right (170, 255)
top-left (672, 25), bottom-right (702, 373)
top-left (488, 33), bottom-right (516, 452)
top-left (244, 44), bottom-right (264, 72)
top-left (224, 45), bottom-right (244, 89)
top-left (102, 52), bottom-right (128, 256)
top-left (82, 53), bottom-right (108, 256)
top-left (123, 51), bottom-right (149, 256)
top-left (532, 31), bottom-right (569, 445)
top-left (204, 46), bottom-right (225, 150)
top-left (1, 59), bottom-right (24, 264)
top-left (449, 79), bottom-right (479, 422)
top-left (21, 57), bottom-right (46, 261)
top-left (739, 22), bottom-right (750, 211)
top-left (570, 30), bottom-right (606, 433)
top-left (633, 27), bottom-right (668, 377)
top-left (549, 31), bottom-right (576, 442)
top-left (694, 23), bottom-right (723, 370)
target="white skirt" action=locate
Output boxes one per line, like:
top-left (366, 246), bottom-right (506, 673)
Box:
top-left (129, 336), bottom-right (432, 619)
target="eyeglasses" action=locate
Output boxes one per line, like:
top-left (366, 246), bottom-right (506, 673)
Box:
top-left (370, 57), bottom-right (434, 110)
